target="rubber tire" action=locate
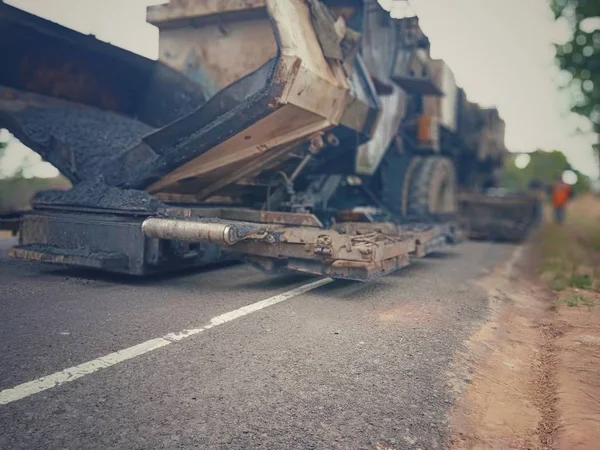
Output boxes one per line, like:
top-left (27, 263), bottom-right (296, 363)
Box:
top-left (400, 156), bottom-right (424, 216)
top-left (406, 156), bottom-right (458, 218)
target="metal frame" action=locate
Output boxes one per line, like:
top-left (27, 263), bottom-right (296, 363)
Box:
top-left (10, 204), bottom-right (461, 281)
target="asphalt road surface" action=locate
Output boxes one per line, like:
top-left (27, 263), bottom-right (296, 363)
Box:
top-left (0, 237), bottom-right (514, 449)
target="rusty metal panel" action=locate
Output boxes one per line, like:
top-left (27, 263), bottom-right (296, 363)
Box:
top-left (134, 0), bottom-right (369, 197)
top-left (328, 255), bottom-right (410, 280)
top-left (221, 209), bottom-right (324, 228)
top-left (137, 214), bottom-right (418, 281)
top-left (146, 215), bottom-right (463, 280)
top-left (145, 104), bottom-right (329, 196)
top-left (10, 245), bottom-right (129, 271)
top-left (147, 0), bottom-right (267, 27)
top-left (423, 59), bottom-right (458, 132)
top-left (162, 206), bottom-right (324, 228)
top-left (333, 221), bottom-right (399, 236)
top-left (156, 18), bottom-right (277, 95)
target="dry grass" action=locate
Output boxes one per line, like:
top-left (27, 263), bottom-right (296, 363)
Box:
top-left (539, 194), bottom-right (600, 306)
top-left (537, 196), bottom-right (600, 450)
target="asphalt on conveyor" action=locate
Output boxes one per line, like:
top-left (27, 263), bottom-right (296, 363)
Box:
top-left (0, 237), bottom-right (514, 449)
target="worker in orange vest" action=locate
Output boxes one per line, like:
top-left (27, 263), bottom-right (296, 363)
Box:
top-left (551, 176), bottom-right (572, 224)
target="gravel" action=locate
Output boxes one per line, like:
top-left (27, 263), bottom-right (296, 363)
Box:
top-left (13, 106), bottom-right (155, 184)
top-left (35, 179), bottom-right (161, 212)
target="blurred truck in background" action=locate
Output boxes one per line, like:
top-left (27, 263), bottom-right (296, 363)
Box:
top-left (0, 0), bottom-right (539, 281)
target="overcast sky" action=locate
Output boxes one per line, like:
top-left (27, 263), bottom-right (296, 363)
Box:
top-left (2, 0), bottom-right (598, 179)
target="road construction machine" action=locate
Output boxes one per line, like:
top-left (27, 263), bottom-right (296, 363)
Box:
top-left (0, 0), bottom-right (534, 281)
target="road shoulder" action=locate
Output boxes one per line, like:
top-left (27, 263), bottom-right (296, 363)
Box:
top-left (447, 224), bottom-right (600, 449)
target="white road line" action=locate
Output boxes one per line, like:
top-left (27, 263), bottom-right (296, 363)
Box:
top-left (0, 277), bottom-right (333, 406)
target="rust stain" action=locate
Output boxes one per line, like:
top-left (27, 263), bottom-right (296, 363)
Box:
top-left (158, 20), bottom-right (277, 91)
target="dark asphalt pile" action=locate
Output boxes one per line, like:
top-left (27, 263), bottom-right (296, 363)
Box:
top-left (10, 106), bottom-right (164, 212)
top-left (35, 179), bottom-right (162, 213)
top-left (13, 106), bottom-right (155, 184)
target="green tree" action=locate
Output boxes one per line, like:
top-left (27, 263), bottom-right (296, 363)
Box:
top-left (503, 150), bottom-right (589, 195)
top-left (551, 1), bottom-right (600, 152)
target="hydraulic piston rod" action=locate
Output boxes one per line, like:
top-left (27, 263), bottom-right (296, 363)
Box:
top-left (142, 218), bottom-right (242, 245)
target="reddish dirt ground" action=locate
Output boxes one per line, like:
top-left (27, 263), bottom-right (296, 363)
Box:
top-left (447, 234), bottom-right (600, 450)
